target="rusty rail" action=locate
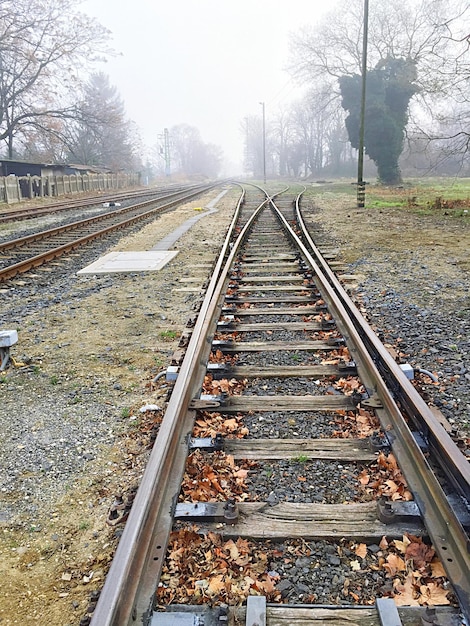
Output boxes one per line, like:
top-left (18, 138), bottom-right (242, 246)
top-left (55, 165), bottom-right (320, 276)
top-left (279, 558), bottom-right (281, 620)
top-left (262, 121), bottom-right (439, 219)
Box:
top-left (0, 183), bottom-right (221, 281)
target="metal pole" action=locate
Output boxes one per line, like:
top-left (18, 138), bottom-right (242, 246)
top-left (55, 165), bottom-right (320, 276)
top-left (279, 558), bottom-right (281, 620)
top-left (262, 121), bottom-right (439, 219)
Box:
top-left (357, 0), bottom-right (369, 208)
top-left (164, 128), bottom-right (171, 178)
top-left (260, 101), bottom-right (266, 184)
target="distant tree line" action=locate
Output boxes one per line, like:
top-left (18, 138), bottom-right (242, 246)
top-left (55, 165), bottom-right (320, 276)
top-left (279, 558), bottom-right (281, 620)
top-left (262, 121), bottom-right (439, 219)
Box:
top-left (150, 124), bottom-right (223, 181)
top-left (243, 0), bottom-right (470, 183)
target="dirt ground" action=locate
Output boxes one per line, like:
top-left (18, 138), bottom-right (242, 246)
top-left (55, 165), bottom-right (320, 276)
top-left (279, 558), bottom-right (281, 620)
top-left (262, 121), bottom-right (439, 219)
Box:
top-left (308, 187), bottom-right (470, 308)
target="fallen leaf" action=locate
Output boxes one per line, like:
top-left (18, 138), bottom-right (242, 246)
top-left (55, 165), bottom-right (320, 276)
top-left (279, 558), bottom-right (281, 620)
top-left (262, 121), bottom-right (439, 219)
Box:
top-left (419, 582), bottom-right (450, 605)
top-left (383, 553), bottom-right (406, 577)
top-left (355, 543), bottom-right (367, 559)
top-left (406, 540), bottom-right (435, 569)
top-left (393, 572), bottom-right (420, 606)
top-left (207, 574), bottom-right (225, 596)
top-left (430, 560), bottom-right (446, 578)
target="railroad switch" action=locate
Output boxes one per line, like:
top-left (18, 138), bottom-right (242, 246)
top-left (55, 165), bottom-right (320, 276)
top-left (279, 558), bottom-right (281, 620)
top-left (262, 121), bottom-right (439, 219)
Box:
top-left (0, 330), bottom-right (18, 371)
top-left (359, 392), bottom-right (384, 409)
top-left (377, 498), bottom-right (421, 524)
top-left (199, 393), bottom-right (227, 406)
top-left (411, 431), bottom-right (429, 452)
top-left (175, 500), bottom-right (239, 524)
top-left (446, 494), bottom-right (470, 529)
top-left (189, 397), bottom-right (221, 410)
top-left (221, 304), bottom-right (237, 314)
top-left (190, 433), bottom-right (224, 451)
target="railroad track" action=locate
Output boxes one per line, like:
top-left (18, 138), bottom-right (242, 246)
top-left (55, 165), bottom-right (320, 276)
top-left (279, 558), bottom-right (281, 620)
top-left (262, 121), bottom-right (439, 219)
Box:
top-left (0, 182), bottom-right (220, 282)
top-left (0, 183), bottom-right (203, 224)
top-left (87, 185), bottom-right (469, 625)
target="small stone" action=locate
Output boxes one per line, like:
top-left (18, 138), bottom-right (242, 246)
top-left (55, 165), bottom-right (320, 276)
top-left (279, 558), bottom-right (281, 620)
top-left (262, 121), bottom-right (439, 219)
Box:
top-left (277, 579), bottom-right (293, 593)
top-left (267, 492), bottom-right (278, 506)
top-left (139, 404), bottom-right (161, 413)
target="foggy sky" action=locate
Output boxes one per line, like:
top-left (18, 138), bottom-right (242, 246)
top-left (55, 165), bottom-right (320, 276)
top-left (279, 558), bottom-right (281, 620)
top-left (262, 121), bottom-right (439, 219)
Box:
top-left (82, 0), bottom-right (339, 173)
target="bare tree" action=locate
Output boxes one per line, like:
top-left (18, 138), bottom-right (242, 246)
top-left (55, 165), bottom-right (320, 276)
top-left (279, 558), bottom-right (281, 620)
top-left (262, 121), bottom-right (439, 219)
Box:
top-left (19, 73), bottom-right (139, 171)
top-left (271, 106), bottom-right (294, 178)
top-left (289, 0), bottom-right (470, 175)
top-left (241, 115), bottom-right (263, 178)
top-left (170, 124), bottom-right (223, 178)
top-left (0, 0), bottom-right (111, 157)
top-left (289, 0), bottom-right (468, 93)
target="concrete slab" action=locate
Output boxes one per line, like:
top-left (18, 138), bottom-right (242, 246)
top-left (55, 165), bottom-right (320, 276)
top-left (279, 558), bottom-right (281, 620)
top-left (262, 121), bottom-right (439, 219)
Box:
top-left (77, 188), bottom-right (227, 275)
top-left (77, 251), bottom-right (178, 275)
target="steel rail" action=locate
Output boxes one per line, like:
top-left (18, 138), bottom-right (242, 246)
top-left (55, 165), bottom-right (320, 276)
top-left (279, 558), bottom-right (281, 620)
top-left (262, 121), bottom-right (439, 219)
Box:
top-left (0, 183), bottom-right (208, 223)
top-left (0, 183), bottom-right (221, 282)
top-left (270, 192), bottom-right (470, 619)
top-left (295, 193), bottom-right (470, 504)
top-left (90, 187), bottom-right (271, 625)
top-left (0, 184), bottom-right (214, 252)
top-left (0, 187), bottom-right (167, 223)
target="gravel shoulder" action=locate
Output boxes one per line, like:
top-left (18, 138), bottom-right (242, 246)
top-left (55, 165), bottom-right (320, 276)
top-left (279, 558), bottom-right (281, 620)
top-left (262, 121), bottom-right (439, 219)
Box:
top-left (303, 186), bottom-right (470, 438)
top-left (0, 182), bottom-right (468, 624)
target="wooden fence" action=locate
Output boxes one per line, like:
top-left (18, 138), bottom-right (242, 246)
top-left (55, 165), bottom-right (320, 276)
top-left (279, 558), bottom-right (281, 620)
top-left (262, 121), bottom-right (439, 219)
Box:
top-left (0, 172), bottom-right (140, 204)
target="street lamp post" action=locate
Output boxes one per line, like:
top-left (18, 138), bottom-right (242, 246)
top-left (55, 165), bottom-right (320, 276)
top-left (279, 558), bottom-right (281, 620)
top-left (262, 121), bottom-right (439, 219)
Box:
top-left (260, 101), bottom-right (266, 184)
top-left (357, 0), bottom-right (369, 208)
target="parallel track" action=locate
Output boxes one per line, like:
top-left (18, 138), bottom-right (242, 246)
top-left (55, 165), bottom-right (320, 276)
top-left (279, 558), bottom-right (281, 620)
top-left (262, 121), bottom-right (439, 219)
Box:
top-left (88, 185), bottom-right (469, 625)
top-left (0, 182), bottom-right (220, 282)
top-left (0, 184), bottom-right (202, 223)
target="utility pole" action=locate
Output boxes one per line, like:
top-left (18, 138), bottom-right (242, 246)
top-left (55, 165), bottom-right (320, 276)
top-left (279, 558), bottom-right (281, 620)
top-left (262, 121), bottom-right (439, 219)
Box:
top-left (259, 102), bottom-right (266, 184)
top-left (357, 0), bottom-right (369, 208)
top-left (163, 128), bottom-right (171, 178)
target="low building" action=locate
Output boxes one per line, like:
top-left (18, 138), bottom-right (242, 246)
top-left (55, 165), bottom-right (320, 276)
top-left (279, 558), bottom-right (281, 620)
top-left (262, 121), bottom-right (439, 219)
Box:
top-left (0, 159), bottom-right (110, 177)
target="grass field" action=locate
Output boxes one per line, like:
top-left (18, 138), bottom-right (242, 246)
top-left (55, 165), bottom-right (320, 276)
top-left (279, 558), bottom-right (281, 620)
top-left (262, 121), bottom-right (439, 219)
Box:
top-left (310, 178), bottom-right (470, 219)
